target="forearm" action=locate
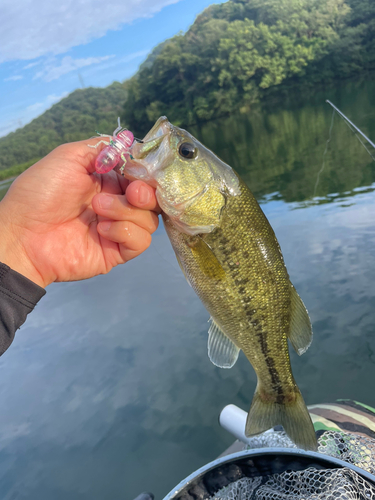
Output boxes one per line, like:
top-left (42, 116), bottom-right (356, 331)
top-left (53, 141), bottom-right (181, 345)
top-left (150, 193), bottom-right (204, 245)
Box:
top-left (0, 263), bottom-right (46, 355)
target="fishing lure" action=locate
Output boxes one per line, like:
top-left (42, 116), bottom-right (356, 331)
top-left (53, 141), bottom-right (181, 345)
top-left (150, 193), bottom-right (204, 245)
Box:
top-left (88, 117), bottom-right (134, 174)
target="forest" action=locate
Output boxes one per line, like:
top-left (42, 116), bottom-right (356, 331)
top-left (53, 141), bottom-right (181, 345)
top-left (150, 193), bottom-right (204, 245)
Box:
top-left (0, 0), bottom-right (374, 175)
top-left (0, 83), bottom-right (128, 174)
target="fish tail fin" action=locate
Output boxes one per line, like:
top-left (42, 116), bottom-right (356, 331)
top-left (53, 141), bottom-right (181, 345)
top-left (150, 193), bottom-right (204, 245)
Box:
top-left (245, 385), bottom-right (317, 451)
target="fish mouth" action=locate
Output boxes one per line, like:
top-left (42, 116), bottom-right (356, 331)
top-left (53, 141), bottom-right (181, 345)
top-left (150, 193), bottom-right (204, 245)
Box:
top-left (131, 116), bottom-right (170, 159)
top-left (143, 116), bottom-right (170, 143)
top-left (117, 117), bottom-right (171, 184)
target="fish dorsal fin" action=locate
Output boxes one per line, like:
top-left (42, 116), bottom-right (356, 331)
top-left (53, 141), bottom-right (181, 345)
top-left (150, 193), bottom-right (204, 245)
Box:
top-left (287, 285), bottom-right (313, 355)
top-left (208, 318), bottom-right (240, 368)
top-left (189, 236), bottom-right (226, 281)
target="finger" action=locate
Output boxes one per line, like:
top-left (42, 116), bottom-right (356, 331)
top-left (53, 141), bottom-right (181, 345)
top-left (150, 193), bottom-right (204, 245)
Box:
top-left (101, 170), bottom-right (128, 196)
top-left (97, 220), bottom-right (152, 262)
top-left (50, 139), bottom-right (103, 175)
top-left (125, 180), bottom-right (161, 213)
top-left (92, 194), bottom-right (159, 234)
top-left (116, 172), bottom-right (130, 193)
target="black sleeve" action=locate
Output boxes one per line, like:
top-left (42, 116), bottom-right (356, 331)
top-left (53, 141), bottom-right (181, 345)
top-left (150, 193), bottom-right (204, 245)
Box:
top-left (0, 263), bottom-right (46, 356)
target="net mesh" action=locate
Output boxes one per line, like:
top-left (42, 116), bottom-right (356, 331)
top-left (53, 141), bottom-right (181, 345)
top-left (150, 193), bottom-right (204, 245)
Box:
top-left (210, 431), bottom-right (375, 500)
top-left (318, 430), bottom-right (375, 475)
top-left (244, 427), bottom-right (296, 449)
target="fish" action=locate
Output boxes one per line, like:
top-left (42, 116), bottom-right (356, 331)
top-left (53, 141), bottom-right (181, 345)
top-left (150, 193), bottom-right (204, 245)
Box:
top-left (120, 116), bottom-right (317, 451)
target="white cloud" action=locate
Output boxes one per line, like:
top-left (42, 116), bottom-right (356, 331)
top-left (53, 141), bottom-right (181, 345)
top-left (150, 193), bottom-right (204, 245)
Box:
top-left (0, 118), bottom-right (24, 137)
top-left (76, 49), bottom-right (150, 76)
top-left (4, 75), bottom-right (23, 81)
top-left (0, 91), bottom-right (70, 137)
top-left (23, 60), bottom-right (42, 70)
top-left (34, 55), bottom-right (115, 82)
top-left (114, 50), bottom-right (150, 65)
top-left (0, 0), bottom-right (181, 63)
top-left (26, 92), bottom-right (69, 113)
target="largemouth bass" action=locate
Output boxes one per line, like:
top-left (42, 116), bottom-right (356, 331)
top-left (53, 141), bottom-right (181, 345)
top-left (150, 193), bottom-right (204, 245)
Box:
top-left (121, 117), bottom-right (317, 450)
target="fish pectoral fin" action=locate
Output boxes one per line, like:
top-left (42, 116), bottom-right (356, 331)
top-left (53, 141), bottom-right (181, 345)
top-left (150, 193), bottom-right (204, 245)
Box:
top-left (208, 318), bottom-right (240, 369)
top-left (189, 236), bottom-right (226, 280)
top-left (287, 285), bottom-right (313, 355)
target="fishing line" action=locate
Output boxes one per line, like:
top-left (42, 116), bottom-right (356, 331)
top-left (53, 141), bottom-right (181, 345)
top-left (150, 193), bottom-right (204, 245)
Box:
top-left (314, 100), bottom-right (375, 198)
top-left (338, 115), bottom-right (375, 162)
top-left (313, 108), bottom-right (335, 198)
top-left (326, 99), bottom-right (375, 161)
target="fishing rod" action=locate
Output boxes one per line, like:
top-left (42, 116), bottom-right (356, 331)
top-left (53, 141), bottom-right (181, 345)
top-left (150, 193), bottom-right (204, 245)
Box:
top-left (326, 99), bottom-right (375, 150)
top-left (314, 99), bottom-right (375, 197)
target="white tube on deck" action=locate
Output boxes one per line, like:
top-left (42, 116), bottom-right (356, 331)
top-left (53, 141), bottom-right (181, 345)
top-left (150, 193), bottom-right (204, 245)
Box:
top-left (219, 404), bottom-right (252, 444)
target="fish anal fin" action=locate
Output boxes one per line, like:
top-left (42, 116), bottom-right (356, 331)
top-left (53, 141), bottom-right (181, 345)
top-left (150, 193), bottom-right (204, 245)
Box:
top-left (208, 318), bottom-right (240, 369)
top-left (287, 285), bottom-right (313, 355)
top-left (245, 385), bottom-right (317, 451)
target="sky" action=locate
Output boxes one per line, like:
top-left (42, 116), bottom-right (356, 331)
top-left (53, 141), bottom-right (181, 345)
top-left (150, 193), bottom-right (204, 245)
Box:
top-left (0, 0), bottom-right (225, 138)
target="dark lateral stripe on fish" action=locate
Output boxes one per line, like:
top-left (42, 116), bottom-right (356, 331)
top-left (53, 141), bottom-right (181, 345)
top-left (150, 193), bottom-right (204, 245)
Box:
top-left (254, 328), bottom-right (284, 401)
top-left (224, 228), bottom-right (285, 401)
top-left (265, 356), bottom-right (283, 391)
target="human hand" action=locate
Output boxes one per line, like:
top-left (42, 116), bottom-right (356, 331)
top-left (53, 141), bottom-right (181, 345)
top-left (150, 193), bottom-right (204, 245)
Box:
top-left (0, 140), bottom-right (160, 288)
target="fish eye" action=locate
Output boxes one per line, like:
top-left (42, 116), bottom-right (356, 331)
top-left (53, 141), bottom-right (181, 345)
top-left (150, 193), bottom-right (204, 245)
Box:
top-left (178, 142), bottom-right (197, 159)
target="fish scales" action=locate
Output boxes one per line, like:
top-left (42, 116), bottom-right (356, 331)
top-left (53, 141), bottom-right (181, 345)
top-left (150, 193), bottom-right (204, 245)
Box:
top-left (121, 116), bottom-right (317, 451)
top-left (163, 178), bottom-right (295, 400)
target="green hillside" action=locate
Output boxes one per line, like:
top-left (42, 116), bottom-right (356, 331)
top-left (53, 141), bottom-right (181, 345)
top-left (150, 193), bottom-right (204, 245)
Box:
top-left (1, 0), bottom-right (375, 175)
top-left (0, 83), bottom-right (128, 171)
top-left (123, 0), bottom-right (375, 134)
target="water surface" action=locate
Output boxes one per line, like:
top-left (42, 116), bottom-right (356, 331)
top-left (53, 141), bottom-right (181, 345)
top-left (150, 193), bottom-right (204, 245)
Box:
top-left (0, 78), bottom-right (375, 499)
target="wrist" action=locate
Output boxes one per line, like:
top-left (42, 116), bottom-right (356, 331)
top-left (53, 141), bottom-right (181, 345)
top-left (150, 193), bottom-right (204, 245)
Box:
top-left (0, 205), bottom-right (46, 288)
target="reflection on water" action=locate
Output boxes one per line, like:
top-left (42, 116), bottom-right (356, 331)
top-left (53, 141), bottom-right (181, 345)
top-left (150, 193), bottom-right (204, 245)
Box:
top-left (191, 78), bottom-right (375, 203)
top-left (0, 79), bottom-right (375, 499)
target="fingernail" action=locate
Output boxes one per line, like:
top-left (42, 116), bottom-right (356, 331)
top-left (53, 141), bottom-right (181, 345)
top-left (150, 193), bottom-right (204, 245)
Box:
top-left (99, 195), bottom-right (114, 209)
top-left (99, 221), bottom-right (111, 231)
top-left (139, 185), bottom-right (150, 205)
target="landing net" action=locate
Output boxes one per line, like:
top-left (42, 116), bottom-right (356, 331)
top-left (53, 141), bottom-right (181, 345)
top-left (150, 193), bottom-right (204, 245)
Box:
top-left (210, 430), bottom-right (375, 500)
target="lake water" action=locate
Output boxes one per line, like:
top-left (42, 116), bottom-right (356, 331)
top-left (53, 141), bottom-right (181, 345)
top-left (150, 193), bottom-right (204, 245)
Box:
top-left (0, 78), bottom-right (375, 500)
